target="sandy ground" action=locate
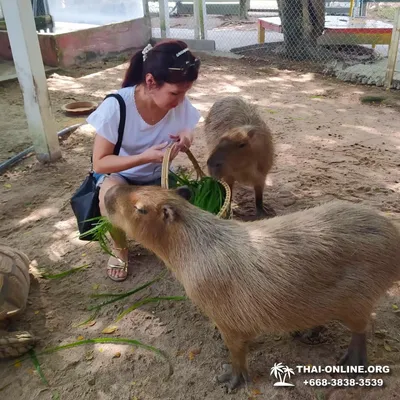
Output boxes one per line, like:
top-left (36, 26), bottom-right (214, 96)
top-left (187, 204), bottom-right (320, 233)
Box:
top-left (1, 54), bottom-right (400, 400)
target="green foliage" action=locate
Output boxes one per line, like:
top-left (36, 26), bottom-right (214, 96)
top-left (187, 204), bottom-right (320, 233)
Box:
top-left (169, 170), bottom-right (226, 215)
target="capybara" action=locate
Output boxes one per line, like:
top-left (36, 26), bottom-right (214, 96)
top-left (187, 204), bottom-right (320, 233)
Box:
top-left (204, 96), bottom-right (275, 218)
top-left (104, 185), bottom-right (400, 391)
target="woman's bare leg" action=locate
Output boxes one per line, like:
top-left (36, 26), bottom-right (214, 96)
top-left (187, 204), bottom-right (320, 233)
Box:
top-left (98, 175), bottom-right (129, 281)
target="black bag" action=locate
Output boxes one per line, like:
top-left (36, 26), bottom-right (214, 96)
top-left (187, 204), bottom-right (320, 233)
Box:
top-left (70, 93), bottom-right (127, 241)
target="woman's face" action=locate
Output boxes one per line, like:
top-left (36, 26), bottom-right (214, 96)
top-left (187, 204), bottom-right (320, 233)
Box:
top-left (145, 74), bottom-right (193, 110)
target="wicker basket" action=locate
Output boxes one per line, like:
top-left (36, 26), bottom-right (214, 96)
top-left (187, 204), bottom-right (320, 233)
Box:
top-left (161, 144), bottom-right (232, 219)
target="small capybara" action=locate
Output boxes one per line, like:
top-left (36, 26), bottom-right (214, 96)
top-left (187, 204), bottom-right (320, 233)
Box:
top-left (104, 185), bottom-right (400, 392)
top-left (204, 96), bottom-right (275, 218)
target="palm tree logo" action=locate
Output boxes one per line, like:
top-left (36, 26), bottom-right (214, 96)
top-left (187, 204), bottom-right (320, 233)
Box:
top-left (270, 363), bottom-right (295, 387)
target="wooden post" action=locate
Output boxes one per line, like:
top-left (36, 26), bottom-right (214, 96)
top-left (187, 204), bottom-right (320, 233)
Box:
top-left (193, 0), bottom-right (200, 39)
top-left (360, 0), bottom-right (367, 17)
top-left (142, 0), bottom-right (152, 37)
top-left (0, 0), bottom-right (60, 163)
top-left (385, 8), bottom-right (400, 90)
top-left (349, 0), bottom-right (354, 16)
top-left (193, 0), bottom-right (207, 40)
top-left (199, 0), bottom-right (208, 40)
top-left (142, 0), bottom-right (150, 19)
top-left (159, 0), bottom-right (170, 38)
top-left (258, 21), bottom-right (265, 44)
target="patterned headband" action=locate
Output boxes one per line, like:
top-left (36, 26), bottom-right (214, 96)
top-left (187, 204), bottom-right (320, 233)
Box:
top-left (142, 44), bottom-right (153, 61)
top-left (142, 44), bottom-right (190, 62)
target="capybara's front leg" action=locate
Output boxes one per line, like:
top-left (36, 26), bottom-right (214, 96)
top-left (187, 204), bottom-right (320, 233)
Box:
top-left (254, 184), bottom-right (276, 219)
top-left (216, 333), bottom-right (250, 392)
top-left (338, 332), bottom-right (368, 378)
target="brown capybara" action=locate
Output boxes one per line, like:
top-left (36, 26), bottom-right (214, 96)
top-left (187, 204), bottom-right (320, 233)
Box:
top-left (104, 185), bottom-right (400, 392)
top-left (204, 96), bottom-right (275, 219)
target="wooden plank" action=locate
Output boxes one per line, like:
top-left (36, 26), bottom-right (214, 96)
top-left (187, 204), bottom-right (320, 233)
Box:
top-left (385, 8), bottom-right (400, 89)
top-left (258, 15), bottom-right (394, 33)
top-left (318, 32), bottom-right (392, 46)
top-left (0, 0), bottom-right (60, 163)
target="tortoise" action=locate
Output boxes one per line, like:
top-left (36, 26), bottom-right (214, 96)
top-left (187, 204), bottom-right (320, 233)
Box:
top-left (0, 245), bottom-right (36, 359)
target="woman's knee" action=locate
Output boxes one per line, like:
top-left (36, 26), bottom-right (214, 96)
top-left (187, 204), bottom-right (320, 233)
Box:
top-left (98, 175), bottom-right (127, 216)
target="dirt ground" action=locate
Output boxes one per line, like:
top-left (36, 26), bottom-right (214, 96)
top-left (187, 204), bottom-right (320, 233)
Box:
top-left (1, 54), bottom-right (400, 400)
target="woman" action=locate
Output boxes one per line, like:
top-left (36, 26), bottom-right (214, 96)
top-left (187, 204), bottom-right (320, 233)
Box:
top-left (87, 40), bottom-right (201, 282)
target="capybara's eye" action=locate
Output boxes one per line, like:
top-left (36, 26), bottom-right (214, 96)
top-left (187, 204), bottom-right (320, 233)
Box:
top-left (134, 206), bottom-right (148, 215)
top-left (238, 142), bottom-right (247, 148)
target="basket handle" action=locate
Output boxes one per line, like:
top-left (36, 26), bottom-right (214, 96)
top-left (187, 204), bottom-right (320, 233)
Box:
top-left (160, 142), bottom-right (233, 220)
top-left (161, 143), bottom-right (206, 189)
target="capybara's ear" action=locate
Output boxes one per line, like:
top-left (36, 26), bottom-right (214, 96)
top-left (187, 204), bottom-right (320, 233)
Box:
top-left (175, 186), bottom-right (192, 202)
top-left (162, 204), bottom-right (176, 222)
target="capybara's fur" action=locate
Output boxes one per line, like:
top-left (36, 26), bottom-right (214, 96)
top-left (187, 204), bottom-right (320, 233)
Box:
top-left (104, 185), bottom-right (400, 391)
top-left (204, 96), bottom-right (275, 218)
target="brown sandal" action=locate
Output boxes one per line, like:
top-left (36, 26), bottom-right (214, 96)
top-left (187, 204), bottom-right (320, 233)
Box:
top-left (107, 255), bottom-right (128, 282)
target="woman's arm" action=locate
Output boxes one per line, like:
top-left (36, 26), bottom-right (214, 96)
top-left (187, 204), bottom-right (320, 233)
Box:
top-left (92, 135), bottom-right (168, 174)
top-left (169, 98), bottom-right (200, 152)
top-left (92, 135), bottom-right (147, 174)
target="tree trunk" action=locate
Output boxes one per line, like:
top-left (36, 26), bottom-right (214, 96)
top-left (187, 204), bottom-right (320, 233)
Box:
top-left (306, 0), bottom-right (325, 45)
top-left (239, 0), bottom-right (248, 19)
top-left (279, 0), bottom-right (305, 60)
top-left (278, 0), bottom-right (325, 60)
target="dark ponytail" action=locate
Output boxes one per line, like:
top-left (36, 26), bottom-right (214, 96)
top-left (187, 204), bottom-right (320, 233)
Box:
top-left (121, 50), bottom-right (144, 88)
top-left (121, 39), bottom-right (200, 89)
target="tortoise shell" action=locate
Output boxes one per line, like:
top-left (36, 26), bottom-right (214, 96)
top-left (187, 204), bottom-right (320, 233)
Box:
top-left (0, 245), bottom-right (31, 321)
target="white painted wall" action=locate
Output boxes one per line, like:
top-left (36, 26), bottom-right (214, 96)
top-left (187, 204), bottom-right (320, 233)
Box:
top-left (46, 0), bottom-right (144, 25)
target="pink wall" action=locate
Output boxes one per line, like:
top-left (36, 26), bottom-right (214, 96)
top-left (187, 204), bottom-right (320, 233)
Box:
top-left (0, 17), bottom-right (150, 67)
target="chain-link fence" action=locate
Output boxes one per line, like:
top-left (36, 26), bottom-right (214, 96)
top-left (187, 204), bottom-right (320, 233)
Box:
top-left (148, 0), bottom-right (400, 88)
top-left (148, 0), bottom-right (198, 40)
top-left (0, 0), bottom-right (54, 32)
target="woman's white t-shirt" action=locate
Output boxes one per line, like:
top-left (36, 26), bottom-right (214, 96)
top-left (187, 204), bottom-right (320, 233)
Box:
top-left (86, 86), bottom-right (201, 183)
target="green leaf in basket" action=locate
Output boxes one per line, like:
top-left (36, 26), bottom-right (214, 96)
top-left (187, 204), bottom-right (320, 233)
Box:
top-left (169, 168), bottom-right (227, 216)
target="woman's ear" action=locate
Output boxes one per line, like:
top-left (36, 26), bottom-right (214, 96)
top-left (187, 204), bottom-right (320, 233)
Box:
top-left (145, 73), bottom-right (157, 90)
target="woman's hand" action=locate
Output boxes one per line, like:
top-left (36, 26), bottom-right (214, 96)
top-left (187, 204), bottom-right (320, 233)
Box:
top-left (141, 142), bottom-right (168, 163)
top-left (169, 130), bottom-right (194, 152)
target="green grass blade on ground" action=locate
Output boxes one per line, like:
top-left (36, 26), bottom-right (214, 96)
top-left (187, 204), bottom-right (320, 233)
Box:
top-left (40, 264), bottom-right (89, 280)
top-left (88, 271), bottom-right (167, 310)
top-left (28, 349), bottom-right (48, 385)
top-left (12, 337), bottom-right (174, 381)
top-left (73, 309), bottom-right (100, 328)
top-left (115, 296), bottom-right (187, 322)
top-left (90, 270), bottom-right (166, 299)
top-left (39, 338), bottom-right (173, 378)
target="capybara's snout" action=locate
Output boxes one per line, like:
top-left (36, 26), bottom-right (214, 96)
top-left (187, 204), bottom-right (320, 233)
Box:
top-left (206, 153), bottom-right (224, 178)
